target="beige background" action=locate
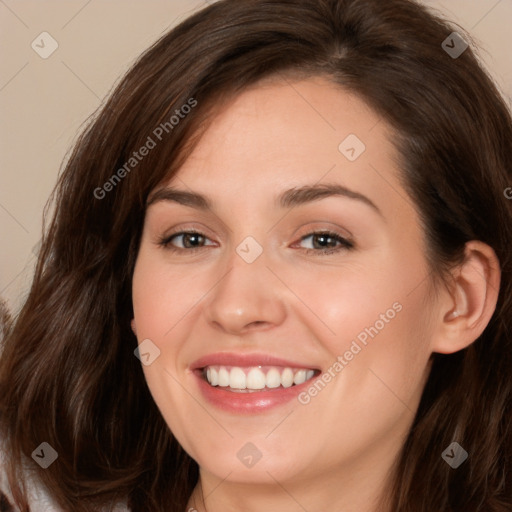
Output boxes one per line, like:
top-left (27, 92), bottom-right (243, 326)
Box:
top-left (1, 0), bottom-right (511, 314)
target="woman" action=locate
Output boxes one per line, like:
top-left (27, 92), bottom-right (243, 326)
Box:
top-left (1, 0), bottom-right (511, 510)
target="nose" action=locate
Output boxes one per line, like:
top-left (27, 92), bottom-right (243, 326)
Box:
top-left (203, 247), bottom-right (287, 335)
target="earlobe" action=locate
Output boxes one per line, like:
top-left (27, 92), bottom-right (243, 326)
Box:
top-left (131, 319), bottom-right (137, 336)
top-left (432, 241), bottom-right (500, 354)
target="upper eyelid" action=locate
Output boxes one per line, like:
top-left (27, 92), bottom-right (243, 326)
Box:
top-left (159, 225), bottom-right (216, 242)
top-left (159, 220), bottom-right (353, 239)
top-left (162, 229), bottom-right (353, 248)
top-left (171, 231), bottom-right (216, 245)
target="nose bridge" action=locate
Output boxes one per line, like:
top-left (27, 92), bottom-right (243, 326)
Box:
top-left (202, 235), bottom-right (286, 334)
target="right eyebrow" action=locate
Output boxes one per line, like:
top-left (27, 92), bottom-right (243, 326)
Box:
top-left (146, 188), bottom-right (212, 210)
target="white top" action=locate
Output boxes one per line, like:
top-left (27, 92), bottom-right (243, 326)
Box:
top-left (0, 441), bottom-right (129, 511)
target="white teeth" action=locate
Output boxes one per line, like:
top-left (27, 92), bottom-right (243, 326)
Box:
top-left (246, 368), bottom-right (266, 389)
top-left (204, 365), bottom-right (317, 390)
top-left (229, 367), bottom-right (246, 389)
top-left (209, 367), bottom-right (219, 386)
top-left (281, 368), bottom-right (294, 388)
top-left (218, 367), bottom-right (230, 387)
top-left (293, 369), bottom-right (307, 385)
top-left (266, 368), bottom-right (281, 389)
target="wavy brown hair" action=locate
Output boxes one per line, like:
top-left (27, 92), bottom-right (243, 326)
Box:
top-left (1, 0), bottom-right (511, 510)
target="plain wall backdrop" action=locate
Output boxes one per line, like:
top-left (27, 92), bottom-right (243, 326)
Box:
top-left (1, 0), bottom-right (511, 314)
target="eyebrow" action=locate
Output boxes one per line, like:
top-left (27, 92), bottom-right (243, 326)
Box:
top-left (147, 183), bottom-right (383, 218)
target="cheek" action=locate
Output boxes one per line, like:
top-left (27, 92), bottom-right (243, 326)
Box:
top-left (290, 278), bottom-right (433, 468)
top-left (131, 252), bottom-right (183, 390)
top-left (132, 250), bottom-right (191, 339)
top-left (286, 253), bottom-right (434, 393)
top-left (132, 254), bottom-right (198, 439)
top-left (280, 262), bottom-right (405, 346)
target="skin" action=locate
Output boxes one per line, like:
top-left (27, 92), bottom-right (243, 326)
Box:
top-left (131, 76), bottom-right (500, 512)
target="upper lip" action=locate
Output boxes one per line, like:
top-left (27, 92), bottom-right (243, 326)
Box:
top-left (190, 352), bottom-right (320, 371)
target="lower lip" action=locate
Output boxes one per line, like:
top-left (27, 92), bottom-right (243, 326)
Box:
top-left (194, 370), bottom-right (314, 414)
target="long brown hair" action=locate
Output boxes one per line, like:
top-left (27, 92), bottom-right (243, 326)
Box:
top-left (1, 0), bottom-right (511, 510)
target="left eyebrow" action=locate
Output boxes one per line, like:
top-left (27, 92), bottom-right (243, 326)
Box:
top-left (146, 182), bottom-right (384, 219)
top-left (276, 183), bottom-right (383, 218)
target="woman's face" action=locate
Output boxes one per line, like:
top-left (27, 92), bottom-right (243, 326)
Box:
top-left (131, 77), bottom-right (440, 490)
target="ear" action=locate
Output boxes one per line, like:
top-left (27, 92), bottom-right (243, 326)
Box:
top-left (131, 319), bottom-right (137, 336)
top-left (431, 240), bottom-right (501, 354)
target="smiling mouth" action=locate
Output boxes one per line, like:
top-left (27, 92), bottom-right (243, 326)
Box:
top-left (201, 365), bottom-right (320, 392)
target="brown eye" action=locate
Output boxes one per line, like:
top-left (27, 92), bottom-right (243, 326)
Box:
top-left (298, 231), bottom-right (354, 255)
top-left (158, 231), bottom-right (214, 251)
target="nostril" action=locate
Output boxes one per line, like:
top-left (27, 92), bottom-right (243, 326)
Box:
top-left (246, 321), bottom-right (268, 331)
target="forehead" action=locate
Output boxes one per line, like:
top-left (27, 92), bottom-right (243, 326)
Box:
top-left (162, 77), bottom-right (413, 222)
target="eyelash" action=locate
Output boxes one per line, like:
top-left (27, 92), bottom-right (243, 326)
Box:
top-left (157, 230), bottom-right (354, 256)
